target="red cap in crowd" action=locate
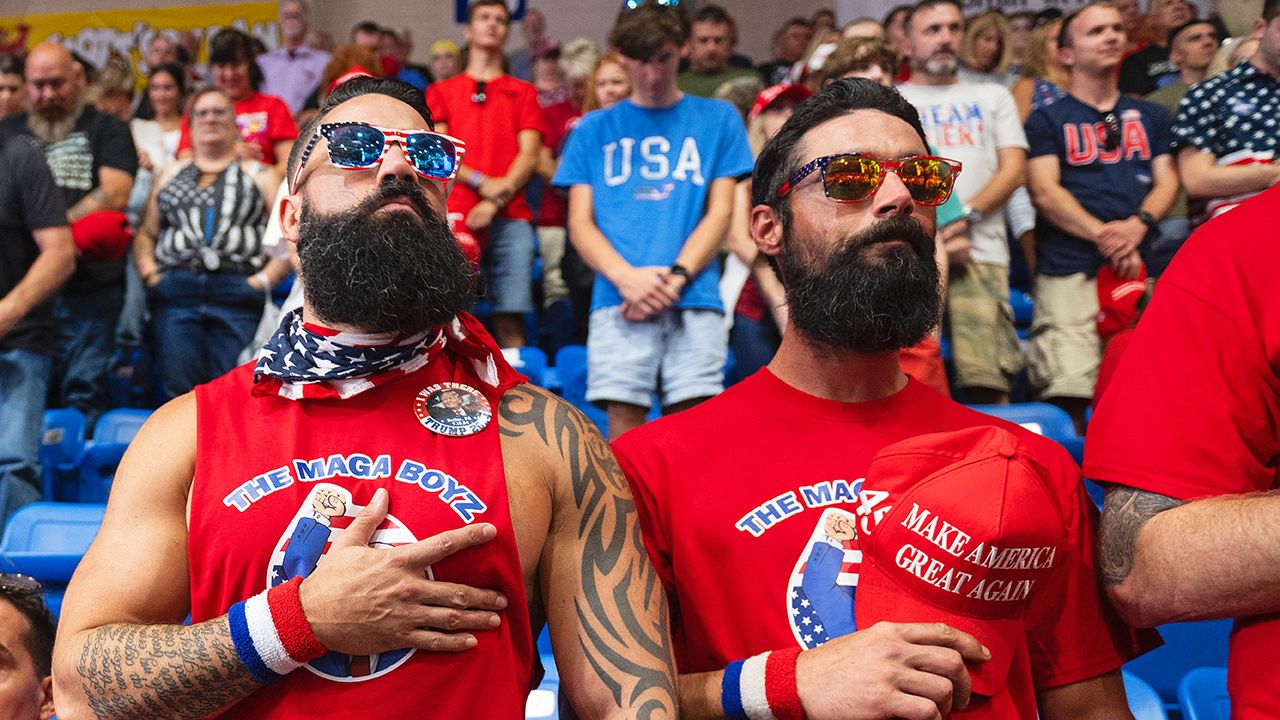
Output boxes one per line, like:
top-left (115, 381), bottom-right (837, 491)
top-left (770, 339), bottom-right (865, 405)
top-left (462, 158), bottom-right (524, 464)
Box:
top-left (1095, 264), bottom-right (1148, 342)
top-left (71, 210), bottom-right (133, 262)
top-left (748, 83), bottom-right (813, 121)
top-left (854, 425), bottom-right (1067, 699)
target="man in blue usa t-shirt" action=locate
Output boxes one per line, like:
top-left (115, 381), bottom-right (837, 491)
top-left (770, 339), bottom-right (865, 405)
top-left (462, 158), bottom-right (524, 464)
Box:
top-left (554, 1), bottom-right (753, 439)
top-left (1024, 2), bottom-right (1178, 432)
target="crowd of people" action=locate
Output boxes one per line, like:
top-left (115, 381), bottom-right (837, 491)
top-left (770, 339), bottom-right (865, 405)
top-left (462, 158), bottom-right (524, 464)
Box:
top-left (3, 0), bottom-right (1280, 716)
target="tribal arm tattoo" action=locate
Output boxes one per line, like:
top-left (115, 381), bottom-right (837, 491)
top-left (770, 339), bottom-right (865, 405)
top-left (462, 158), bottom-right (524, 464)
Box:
top-left (500, 384), bottom-right (678, 719)
top-left (1098, 485), bottom-right (1184, 586)
top-left (74, 618), bottom-right (261, 719)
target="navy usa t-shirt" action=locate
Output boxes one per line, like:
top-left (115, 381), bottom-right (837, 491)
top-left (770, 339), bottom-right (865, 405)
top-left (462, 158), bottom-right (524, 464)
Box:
top-left (1025, 94), bottom-right (1173, 277)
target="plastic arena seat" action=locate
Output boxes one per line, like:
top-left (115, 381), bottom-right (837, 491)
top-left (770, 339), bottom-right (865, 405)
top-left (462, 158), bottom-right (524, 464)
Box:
top-left (1124, 671), bottom-right (1169, 720)
top-left (1126, 620), bottom-right (1232, 707)
top-left (0, 502), bottom-right (105, 583)
top-left (1178, 667), bottom-right (1230, 720)
top-left (553, 345), bottom-right (608, 432)
top-left (968, 402), bottom-right (1078, 444)
top-left (1009, 288), bottom-right (1034, 327)
top-left (526, 625), bottom-right (560, 719)
top-left (504, 347), bottom-right (548, 388)
top-left (39, 408), bottom-right (87, 501)
top-left (92, 408), bottom-right (152, 445)
top-left (76, 443), bottom-right (129, 504)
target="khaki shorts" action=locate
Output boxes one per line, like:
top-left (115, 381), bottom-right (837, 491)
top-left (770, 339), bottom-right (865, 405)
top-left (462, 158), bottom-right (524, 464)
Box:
top-left (947, 262), bottom-right (1023, 392)
top-left (1027, 273), bottom-right (1100, 400)
top-left (536, 225), bottom-right (569, 307)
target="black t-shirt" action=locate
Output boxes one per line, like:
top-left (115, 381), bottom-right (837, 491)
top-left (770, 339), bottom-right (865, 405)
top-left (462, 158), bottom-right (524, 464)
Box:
top-left (0, 131), bottom-right (70, 355)
top-left (2, 106), bottom-right (137, 294)
top-left (1119, 45), bottom-right (1179, 96)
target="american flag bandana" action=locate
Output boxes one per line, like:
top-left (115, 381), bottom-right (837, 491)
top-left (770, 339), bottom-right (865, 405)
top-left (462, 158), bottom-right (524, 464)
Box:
top-left (252, 309), bottom-right (496, 401)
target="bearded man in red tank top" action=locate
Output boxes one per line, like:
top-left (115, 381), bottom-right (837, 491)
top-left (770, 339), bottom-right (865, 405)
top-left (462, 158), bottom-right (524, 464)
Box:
top-left (51, 76), bottom-right (677, 720)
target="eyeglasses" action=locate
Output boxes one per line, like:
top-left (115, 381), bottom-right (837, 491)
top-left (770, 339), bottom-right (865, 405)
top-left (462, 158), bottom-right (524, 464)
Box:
top-left (291, 121), bottom-right (467, 192)
top-left (191, 107), bottom-right (232, 120)
top-left (777, 154), bottom-right (963, 206)
top-left (472, 80), bottom-right (487, 104)
top-left (1100, 111), bottom-right (1120, 153)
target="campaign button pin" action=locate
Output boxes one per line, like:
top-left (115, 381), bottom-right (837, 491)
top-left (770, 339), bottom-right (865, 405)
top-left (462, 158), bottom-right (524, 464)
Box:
top-left (415, 382), bottom-right (492, 437)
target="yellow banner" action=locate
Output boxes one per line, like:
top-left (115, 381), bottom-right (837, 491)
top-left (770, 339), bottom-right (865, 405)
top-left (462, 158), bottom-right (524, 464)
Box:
top-left (0, 2), bottom-right (279, 83)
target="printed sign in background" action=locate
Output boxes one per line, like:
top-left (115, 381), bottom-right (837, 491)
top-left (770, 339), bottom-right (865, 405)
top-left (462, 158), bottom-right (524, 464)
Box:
top-left (0, 2), bottom-right (279, 89)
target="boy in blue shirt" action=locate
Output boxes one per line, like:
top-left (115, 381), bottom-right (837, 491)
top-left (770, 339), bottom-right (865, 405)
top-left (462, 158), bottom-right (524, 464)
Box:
top-left (554, 1), bottom-right (753, 439)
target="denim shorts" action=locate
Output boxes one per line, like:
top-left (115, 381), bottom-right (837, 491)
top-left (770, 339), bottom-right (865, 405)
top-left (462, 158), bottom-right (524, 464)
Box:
top-left (484, 217), bottom-right (535, 314)
top-left (586, 306), bottom-right (727, 408)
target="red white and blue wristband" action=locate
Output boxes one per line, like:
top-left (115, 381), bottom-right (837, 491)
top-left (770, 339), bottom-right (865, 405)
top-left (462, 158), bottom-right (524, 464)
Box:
top-left (721, 647), bottom-right (805, 720)
top-left (227, 577), bottom-right (328, 684)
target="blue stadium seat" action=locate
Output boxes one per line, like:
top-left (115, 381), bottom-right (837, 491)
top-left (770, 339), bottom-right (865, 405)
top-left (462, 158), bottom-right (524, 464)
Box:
top-left (1178, 667), bottom-right (1230, 720)
top-left (93, 408), bottom-right (152, 445)
top-left (1009, 289), bottom-right (1034, 327)
top-left (554, 345), bottom-right (608, 432)
top-left (76, 443), bottom-right (129, 504)
top-left (527, 625), bottom-right (560, 719)
top-left (505, 347), bottom-right (548, 388)
top-left (968, 402), bottom-right (1078, 444)
top-left (0, 502), bottom-right (105, 582)
top-left (1124, 671), bottom-right (1169, 720)
top-left (39, 408), bottom-right (87, 501)
top-left (1125, 620), bottom-right (1232, 708)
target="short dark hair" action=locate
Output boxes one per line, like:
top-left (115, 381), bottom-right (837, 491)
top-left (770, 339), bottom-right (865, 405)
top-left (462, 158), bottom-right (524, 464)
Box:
top-left (752, 78), bottom-right (928, 210)
top-left (1265, 0), bottom-right (1280, 22)
top-left (0, 53), bottom-right (23, 79)
top-left (208, 29), bottom-right (263, 90)
top-left (883, 4), bottom-right (912, 27)
top-left (692, 4), bottom-right (732, 26)
top-left (1167, 18), bottom-right (1217, 46)
top-left (609, 2), bottom-right (689, 61)
top-left (352, 21), bottom-right (382, 38)
top-left (904, 0), bottom-right (963, 33)
top-left (0, 576), bottom-right (56, 677)
top-left (468, 0), bottom-right (511, 23)
top-left (288, 76), bottom-right (436, 189)
top-left (1059, 1), bottom-right (1114, 49)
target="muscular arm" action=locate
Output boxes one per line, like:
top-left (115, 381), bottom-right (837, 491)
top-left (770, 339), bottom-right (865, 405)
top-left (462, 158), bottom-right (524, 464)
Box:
top-left (499, 385), bottom-right (678, 719)
top-left (1100, 484), bottom-right (1280, 626)
top-left (68, 167), bottom-right (134, 222)
top-left (53, 395), bottom-right (264, 719)
top-left (1177, 146), bottom-right (1280, 200)
top-left (1036, 670), bottom-right (1133, 720)
top-left (964, 147), bottom-right (1026, 218)
top-left (1026, 155), bottom-right (1105, 243)
top-left (0, 224), bottom-right (74, 338)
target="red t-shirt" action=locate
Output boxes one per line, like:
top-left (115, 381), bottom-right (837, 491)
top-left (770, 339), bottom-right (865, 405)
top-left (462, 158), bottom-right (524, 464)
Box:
top-left (426, 73), bottom-right (543, 222)
top-left (1085, 187), bottom-right (1280, 719)
top-left (178, 91), bottom-right (298, 166)
top-left (534, 101), bottom-right (581, 228)
top-left (615, 369), bottom-right (1152, 716)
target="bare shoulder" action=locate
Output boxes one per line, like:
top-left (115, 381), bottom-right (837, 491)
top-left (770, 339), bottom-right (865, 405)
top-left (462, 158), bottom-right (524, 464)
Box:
top-left (112, 392), bottom-right (199, 508)
top-left (496, 383), bottom-right (621, 496)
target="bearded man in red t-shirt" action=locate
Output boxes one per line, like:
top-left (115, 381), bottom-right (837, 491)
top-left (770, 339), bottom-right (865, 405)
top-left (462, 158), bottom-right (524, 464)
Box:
top-left (613, 77), bottom-right (1153, 720)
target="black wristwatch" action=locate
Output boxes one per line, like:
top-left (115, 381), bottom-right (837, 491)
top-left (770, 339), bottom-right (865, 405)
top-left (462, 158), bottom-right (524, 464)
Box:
top-left (1137, 211), bottom-right (1157, 228)
top-left (669, 263), bottom-right (691, 281)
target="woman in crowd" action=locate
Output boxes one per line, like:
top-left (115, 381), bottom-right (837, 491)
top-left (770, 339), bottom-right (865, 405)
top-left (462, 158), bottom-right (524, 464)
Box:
top-left (581, 52), bottom-right (630, 113)
top-left (178, 29), bottom-right (297, 176)
top-left (0, 54), bottom-right (23, 118)
top-left (135, 88), bottom-right (288, 400)
top-left (1011, 17), bottom-right (1068, 121)
top-left (959, 10), bottom-right (1014, 86)
top-left (430, 40), bottom-right (463, 82)
top-left (131, 64), bottom-right (185, 178)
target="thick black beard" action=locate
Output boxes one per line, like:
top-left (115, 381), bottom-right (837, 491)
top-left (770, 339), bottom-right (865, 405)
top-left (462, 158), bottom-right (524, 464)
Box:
top-left (778, 215), bottom-right (942, 354)
top-left (296, 179), bottom-right (478, 334)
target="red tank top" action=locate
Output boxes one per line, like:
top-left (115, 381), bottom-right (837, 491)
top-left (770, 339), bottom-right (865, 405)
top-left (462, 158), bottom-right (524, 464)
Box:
top-left (188, 320), bottom-right (532, 718)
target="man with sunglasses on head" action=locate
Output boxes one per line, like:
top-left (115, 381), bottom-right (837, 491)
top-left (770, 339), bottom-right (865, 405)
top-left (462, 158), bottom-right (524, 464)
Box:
top-left (613, 78), bottom-right (1151, 720)
top-left (52, 76), bottom-right (677, 719)
top-left (1024, 1), bottom-right (1178, 432)
top-left (897, 0), bottom-right (1029, 406)
top-left (426, 0), bottom-right (543, 350)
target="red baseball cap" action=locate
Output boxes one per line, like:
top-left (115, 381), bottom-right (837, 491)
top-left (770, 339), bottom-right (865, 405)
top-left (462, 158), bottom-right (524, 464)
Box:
top-left (1096, 264), bottom-right (1148, 342)
top-left (853, 425), bottom-right (1067, 699)
top-left (70, 210), bottom-right (133, 262)
top-left (748, 83), bottom-right (813, 121)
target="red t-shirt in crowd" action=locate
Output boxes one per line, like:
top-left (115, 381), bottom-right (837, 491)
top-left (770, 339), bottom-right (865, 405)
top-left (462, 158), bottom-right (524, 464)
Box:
top-left (615, 369), bottom-right (1153, 717)
top-left (534, 101), bottom-right (581, 228)
top-left (1085, 187), bottom-right (1280, 719)
top-left (426, 73), bottom-right (543, 222)
top-left (178, 91), bottom-right (298, 166)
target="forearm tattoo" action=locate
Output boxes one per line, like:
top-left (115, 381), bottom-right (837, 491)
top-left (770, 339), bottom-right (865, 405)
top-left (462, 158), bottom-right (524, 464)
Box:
top-left (77, 619), bottom-right (261, 719)
top-left (1099, 486), bottom-right (1184, 586)
top-left (501, 385), bottom-right (678, 718)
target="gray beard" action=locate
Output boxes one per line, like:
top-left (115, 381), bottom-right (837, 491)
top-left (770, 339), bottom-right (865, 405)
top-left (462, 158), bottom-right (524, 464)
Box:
top-left (29, 100), bottom-right (83, 143)
top-left (921, 53), bottom-right (959, 77)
